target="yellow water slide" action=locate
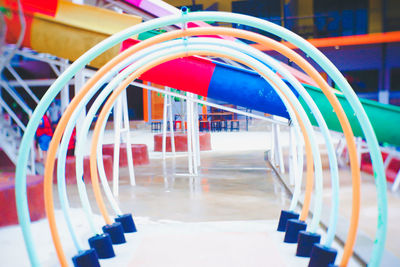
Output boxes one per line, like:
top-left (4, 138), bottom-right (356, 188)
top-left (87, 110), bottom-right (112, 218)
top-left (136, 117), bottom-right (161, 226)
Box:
top-left (3, 0), bottom-right (142, 68)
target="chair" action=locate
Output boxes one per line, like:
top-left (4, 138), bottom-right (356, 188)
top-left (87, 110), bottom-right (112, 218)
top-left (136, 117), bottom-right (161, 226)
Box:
top-left (211, 120), bottom-right (221, 132)
top-left (220, 120), bottom-right (228, 131)
top-left (230, 120), bottom-right (240, 131)
top-left (151, 121), bottom-right (162, 132)
top-left (199, 120), bottom-right (210, 132)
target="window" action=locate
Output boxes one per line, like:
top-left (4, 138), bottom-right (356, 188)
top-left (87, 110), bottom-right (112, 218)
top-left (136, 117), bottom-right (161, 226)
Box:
top-left (231, 0), bottom-right (282, 42)
top-left (232, 0), bottom-right (280, 18)
top-left (385, 0), bottom-right (400, 31)
top-left (390, 68), bottom-right (400, 91)
top-left (314, 0), bottom-right (368, 37)
top-left (341, 70), bottom-right (379, 93)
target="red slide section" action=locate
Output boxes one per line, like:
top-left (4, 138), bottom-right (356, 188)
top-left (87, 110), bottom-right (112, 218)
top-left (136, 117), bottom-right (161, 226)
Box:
top-left (140, 57), bottom-right (216, 97)
top-left (122, 39), bottom-right (216, 97)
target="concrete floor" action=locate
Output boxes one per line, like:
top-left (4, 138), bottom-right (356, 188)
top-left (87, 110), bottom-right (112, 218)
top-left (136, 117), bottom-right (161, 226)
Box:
top-left (53, 129), bottom-right (399, 266)
top-left (65, 150), bottom-right (290, 224)
top-left (61, 146), bottom-right (399, 266)
top-left (1, 123), bottom-right (398, 266)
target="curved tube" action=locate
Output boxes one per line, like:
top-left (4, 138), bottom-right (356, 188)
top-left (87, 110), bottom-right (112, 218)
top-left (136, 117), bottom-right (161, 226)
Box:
top-left (60, 62), bottom-right (124, 230)
top-left (56, 72), bottom-right (120, 246)
top-left (208, 37), bottom-right (339, 238)
top-left (104, 39), bottom-right (307, 215)
top-left (88, 42), bottom-right (323, 234)
top-left (80, 44), bottom-right (318, 228)
top-left (178, 26), bottom-right (361, 264)
top-left (15, 12), bottom-right (384, 266)
top-left (71, 32), bottom-right (311, 234)
top-left (58, 34), bottom-right (305, 248)
top-left (56, 129), bottom-right (84, 251)
top-left (60, 26), bottom-right (354, 264)
top-left (90, 33), bottom-right (338, 240)
top-left (16, 15), bottom-right (185, 266)
top-left (184, 13), bottom-right (385, 266)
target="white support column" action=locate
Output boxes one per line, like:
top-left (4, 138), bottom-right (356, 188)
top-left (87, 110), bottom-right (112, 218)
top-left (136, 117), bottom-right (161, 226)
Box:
top-left (167, 91), bottom-right (176, 155)
top-left (356, 136), bottom-right (362, 168)
top-left (270, 123), bottom-right (276, 165)
top-left (189, 94), bottom-right (198, 175)
top-left (162, 87), bottom-right (176, 158)
top-left (112, 94), bottom-right (123, 196)
top-left (29, 144), bottom-right (35, 174)
top-left (122, 90), bottom-right (135, 186)
top-left (274, 122), bottom-right (285, 174)
top-left (297, 135), bottom-right (304, 181)
top-left (194, 102), bottom-right (201, 167)
top-left (60, 59), bottom-right (70, 112)
top-left (288, 125), bottom-right (297, 186)
top-left (74, 71), bottom-right (85, 142)
top-left (162, 91), bottom-right (168, 159)
top-left (186, 94), bottom-right (193, 174)
top-left (378, 90), bottom-right (389, 105)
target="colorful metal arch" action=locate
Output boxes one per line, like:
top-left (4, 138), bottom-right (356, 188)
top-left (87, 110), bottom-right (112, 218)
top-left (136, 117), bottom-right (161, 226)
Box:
top-left (14, 12), bottom-right (386, 267)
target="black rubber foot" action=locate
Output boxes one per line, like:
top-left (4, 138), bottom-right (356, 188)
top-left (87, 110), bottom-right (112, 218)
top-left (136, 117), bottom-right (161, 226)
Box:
top-left (72, 249), bottom-right (100, 267)
top-left (284, 219), bottom-right (307, 243)
top-left (88, 234), bottom-right (115, 259)
top-left (296, 231), bottom-right (321, 257)
top-left (308, 243), bottom-right (337, 267)
top-left (115, 214), bottom-right (137, 233)
top-left (277, 210), bottom-right (299, 232)
top-left (102, 222), bottom-right (126, 244)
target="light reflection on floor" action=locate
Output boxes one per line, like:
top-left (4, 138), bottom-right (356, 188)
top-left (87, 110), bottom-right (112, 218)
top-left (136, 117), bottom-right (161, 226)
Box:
top-left (62, 143), bottom-right (399, 265)
top-left (66, 150), bottom-right (291, 223)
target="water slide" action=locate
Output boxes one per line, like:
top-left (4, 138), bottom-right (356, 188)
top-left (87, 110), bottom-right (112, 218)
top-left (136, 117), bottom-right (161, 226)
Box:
top-left (301, 85), bottom-right (400, 147)
top-left (116, 0), bottom-right (400, 147)
top-left (118, 0), bottom-right (318, 86)
top-left (3, 0), bottom-right (400, 146)
top-left (6, 4), bottom-right (391, 267)
top-left (2, 0), bottom-right (142, 68)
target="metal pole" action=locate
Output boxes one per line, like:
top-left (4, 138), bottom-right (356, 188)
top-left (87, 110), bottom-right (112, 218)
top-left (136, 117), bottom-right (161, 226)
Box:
top-left (190, 94), bottom-right (198, 175)
top-left (112, 94), bottom-right (122, 196)
top-left (167, 90), bottom-right (176, 155)
top-left (74, 71), bottom-right (85, 140)
top-left (270, 122), bottom-right (276, 165)
top-left (356, 136), bottom-right (362, 168)
top-left (194, 101), bottom-right (201, 166)
top-left (297, 130), bottom-right (304, 185)
top-left (275, 123), bottom-right (285, 174)
top-left (162, 90), bottom-right (168, 159)
top-left (6, 65), bottom-right (39, 104)
top-left (186, 93), bottom-right (193, 174)
top-left (122, 90), bottom-right (135, 186)
top-left (60, 59), bottom-right (70, 112)
top-left (289, 124), bottom-right (296, 185)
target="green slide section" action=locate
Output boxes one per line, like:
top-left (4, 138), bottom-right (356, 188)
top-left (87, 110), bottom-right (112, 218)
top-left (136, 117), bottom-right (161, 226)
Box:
top-left (300, 84), bottom-right (400, 147)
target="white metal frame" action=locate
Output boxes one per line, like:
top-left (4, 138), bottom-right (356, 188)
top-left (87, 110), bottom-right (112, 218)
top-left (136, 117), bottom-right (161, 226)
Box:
top-left (112, 89), bottom-right (136, 196)
top-left (337, 133), bottom-right (400, 192)
top-left (162, 87), bottom-right (176, 158)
